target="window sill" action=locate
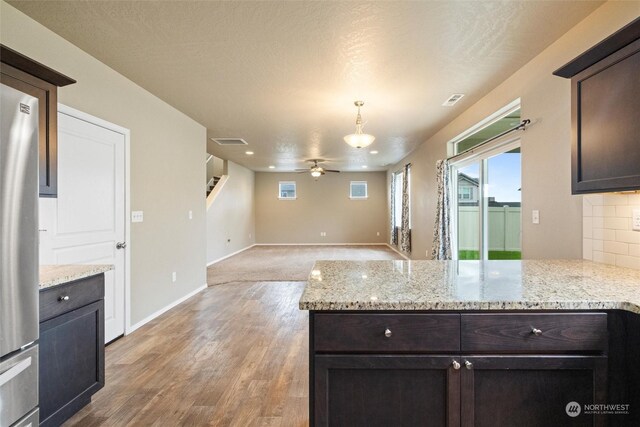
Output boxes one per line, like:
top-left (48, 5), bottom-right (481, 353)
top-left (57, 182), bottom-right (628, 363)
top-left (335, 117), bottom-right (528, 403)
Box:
top-left (349, 197), bottom-right (368, 200)
top-left (278, 197), bottom-right (297, 200)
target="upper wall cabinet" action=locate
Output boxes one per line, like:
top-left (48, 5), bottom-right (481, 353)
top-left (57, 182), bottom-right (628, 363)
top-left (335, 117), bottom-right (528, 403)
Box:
top-left (554, 18), bottom-right (640, 195)
top-left (0, 45), bottom-right (75, 197)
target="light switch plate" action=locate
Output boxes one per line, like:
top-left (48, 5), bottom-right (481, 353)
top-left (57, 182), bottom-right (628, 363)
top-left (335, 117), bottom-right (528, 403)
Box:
top-left (532, 210), bottom-right (540, 224)
top-left (633, 209), bottom-right (640, 231)
top-left (188, 210), bottom-right (193, 220)
top-left (131, 211), bottom-right (144, 223)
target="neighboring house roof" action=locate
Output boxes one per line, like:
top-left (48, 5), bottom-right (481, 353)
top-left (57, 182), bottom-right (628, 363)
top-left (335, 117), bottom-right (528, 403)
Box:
top-left (458, 172), bottom-right (479, 187)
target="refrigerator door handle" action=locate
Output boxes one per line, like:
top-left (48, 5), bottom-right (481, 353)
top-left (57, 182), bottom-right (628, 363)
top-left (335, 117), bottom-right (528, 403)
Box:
top-left (0, 357), bottom-right (32, 387)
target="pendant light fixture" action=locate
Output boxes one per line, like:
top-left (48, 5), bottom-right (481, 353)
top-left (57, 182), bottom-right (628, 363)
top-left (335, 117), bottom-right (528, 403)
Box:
top-left (344, 101), bottom-right (375, 149)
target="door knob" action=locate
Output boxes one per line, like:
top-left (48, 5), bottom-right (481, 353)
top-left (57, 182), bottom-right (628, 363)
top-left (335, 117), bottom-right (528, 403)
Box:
top-left (384, 328), bottom-right (392, 338)
top-left (465, 360), bottom-right (473, 370)
top-left (116, 242), bottom-right (127, 249)
top-left (531, 328), bottom-right (543, 336)
top-left (452, 360), bottom-right (461, 370)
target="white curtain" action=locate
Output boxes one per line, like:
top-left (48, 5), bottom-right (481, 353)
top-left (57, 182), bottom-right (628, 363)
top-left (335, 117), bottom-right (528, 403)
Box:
top-left (400, 164), bottom-right (411, 253)
top-left (431, 159), bottom-right (452, 260)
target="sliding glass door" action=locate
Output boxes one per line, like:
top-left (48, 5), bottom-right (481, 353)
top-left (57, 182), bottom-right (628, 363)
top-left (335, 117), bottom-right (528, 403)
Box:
top-left (453, 144), bottom-right (521, 260)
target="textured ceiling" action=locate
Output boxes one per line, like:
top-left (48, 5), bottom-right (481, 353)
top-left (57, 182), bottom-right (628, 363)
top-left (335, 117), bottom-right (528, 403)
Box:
top-left (9, 1), bottom-right (603, 172)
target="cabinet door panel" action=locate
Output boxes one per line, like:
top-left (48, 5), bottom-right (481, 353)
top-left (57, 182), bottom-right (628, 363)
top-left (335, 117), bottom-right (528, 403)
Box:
top-left (39, 300), bottom-right (105, 427)
top-left (315, 355), bottom-right (460, 427)
top-left (462, 356), bottom-right (607, 427)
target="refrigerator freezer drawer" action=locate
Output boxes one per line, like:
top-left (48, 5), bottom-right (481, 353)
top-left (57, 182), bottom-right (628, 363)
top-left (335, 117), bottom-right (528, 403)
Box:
top-left (10, 408), bottom-right (38, 427)
top-left (0, 345), bottom-right (38, 427)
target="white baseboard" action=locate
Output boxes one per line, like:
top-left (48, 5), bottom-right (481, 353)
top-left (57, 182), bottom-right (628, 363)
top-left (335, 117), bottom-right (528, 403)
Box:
top-left (254, 243), bottom-right (389, 246)
top-left (386, 243), bottom-right (411, 260)
top-left (206, 243), bottom-right (256, 266)
top-left (125, 283), bottom-right (207, 335)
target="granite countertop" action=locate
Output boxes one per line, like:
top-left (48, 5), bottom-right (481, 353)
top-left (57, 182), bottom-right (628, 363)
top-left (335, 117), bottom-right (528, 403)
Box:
top-left (299, 259), bottom-right (640, 314)
top-left (40, 264), bottom-right (114, 290)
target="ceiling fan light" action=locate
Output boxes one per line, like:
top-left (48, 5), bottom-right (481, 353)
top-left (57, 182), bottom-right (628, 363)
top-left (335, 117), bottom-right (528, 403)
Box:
top-left (343, 133), bottom-right (375, 149)
top-left (311, 170), bottom-right (322, 178)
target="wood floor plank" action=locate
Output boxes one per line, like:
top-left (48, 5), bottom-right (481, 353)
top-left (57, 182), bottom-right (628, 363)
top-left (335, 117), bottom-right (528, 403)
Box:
top-left (63, 281), bottom-right (309, 427)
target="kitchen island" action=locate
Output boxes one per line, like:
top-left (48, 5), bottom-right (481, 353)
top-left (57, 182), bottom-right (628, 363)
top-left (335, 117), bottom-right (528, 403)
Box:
top-left (300, 260), bottom-right (640, 427)
top-left (38, 264), bottom-right (112, 427)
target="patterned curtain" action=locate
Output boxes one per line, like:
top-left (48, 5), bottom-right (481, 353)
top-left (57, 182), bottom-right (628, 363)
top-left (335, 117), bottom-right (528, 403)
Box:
top-left (390, 173), bottom-right (398, 245)
top-left (431, 159), bottom-right (452, 260)
top-left (400, 164), bottom-right (411, 253)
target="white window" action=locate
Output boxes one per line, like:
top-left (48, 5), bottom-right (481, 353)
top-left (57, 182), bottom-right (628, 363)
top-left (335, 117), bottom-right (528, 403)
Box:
top-left (350, 181), bottom-right (368, 199)
top-left (393, 172), bottom-right (403, 228)
top-left (459, 186), bottom-right (473, 201)
top-left (278, 181), bottom-right (296, 199)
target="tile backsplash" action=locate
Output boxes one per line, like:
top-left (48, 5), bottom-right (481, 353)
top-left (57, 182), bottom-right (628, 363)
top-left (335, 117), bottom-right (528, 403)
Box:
top-left (583, 193), bottom-right (640, 270)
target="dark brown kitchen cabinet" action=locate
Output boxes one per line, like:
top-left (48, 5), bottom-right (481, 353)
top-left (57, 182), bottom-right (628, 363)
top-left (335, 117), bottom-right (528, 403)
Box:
top-left (553, 18), bottom-right (640, 194)
top-left (461, 356), bottom-right (607, 427)
top-left (39, 274), bottom-right (105, 427)
top-left (314, 355), bottom-right (460, 427)
top-left (0, 44), bottom-right (75, 197)
top-left (309, 312), bottom-right (609, 427)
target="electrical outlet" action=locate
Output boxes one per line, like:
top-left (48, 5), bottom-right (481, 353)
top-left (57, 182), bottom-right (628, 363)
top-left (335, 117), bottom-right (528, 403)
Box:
top-left (172, 272), bottom-right (177, 282)
top-left (188, 210), bottom-right (193, 220)
top-left (532, 210), bottom-right (540, 224)
top-left (633, 209), bottom-right (640, 231)
top-left (131, 211), bottom-right (144, 223)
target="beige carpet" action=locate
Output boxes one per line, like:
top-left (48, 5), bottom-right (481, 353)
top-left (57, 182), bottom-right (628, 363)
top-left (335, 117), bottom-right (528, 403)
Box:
top-left (207, 244), bottom-right (404, 285)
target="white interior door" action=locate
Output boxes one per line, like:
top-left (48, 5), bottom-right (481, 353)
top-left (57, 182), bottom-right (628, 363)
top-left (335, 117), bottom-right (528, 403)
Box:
top-left (39, 109), bottom-right (126, 343)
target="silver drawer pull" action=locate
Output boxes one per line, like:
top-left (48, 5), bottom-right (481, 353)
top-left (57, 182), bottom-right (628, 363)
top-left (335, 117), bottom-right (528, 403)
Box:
top-left (384, 328), bottom-right (392, 338)
top-left (452, 360), bottom-right (461, 370)
top-left (465, 360), bottom-right (473, 370)
top-left (0, 357), bottom-right (32, 387)
top-left (531, 328), bottom-right (543, 336)
top-left (58, 295), bottom-right (70, 302)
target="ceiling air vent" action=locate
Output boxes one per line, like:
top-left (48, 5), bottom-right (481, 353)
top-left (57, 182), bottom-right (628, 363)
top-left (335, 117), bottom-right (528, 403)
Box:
top-left (442, 94), bottom-right (465, 107)
top-left (211, 138), bottom-right (248, 146)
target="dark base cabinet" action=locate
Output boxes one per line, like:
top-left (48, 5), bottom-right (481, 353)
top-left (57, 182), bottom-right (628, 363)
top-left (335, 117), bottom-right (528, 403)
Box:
top-left (310, 311), bottom-right (613, 427)
top-left (315, 355), bottom-right (460, 427)
top-left (39, 274), bottom-right (105, 427)
top-left (463, 356), bottom-right (607, 427)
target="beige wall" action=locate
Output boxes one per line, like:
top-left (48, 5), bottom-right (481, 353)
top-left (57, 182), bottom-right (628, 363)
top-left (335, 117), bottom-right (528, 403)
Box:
top-left (1, 2), bottom-right (207, 325)
top-left (207, 161), bottom-right (255, 263)
top-left (255, 172), bottom-right (388, 244)
top-left (389, 1), bottom-right (639, 260)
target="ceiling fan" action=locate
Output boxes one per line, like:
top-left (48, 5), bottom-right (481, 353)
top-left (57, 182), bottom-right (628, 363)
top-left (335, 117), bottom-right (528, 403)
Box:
top-left (295, 159), bottom-right (340, 178)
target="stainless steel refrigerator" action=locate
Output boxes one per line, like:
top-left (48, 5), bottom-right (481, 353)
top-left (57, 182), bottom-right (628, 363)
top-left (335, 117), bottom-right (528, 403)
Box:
top-left (0, 81), bottom-right (40, 426)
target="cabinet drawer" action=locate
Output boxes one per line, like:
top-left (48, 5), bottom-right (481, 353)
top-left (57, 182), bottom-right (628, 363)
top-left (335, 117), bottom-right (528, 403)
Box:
top-left (461, 313), bottom-right (608, 353)
top-left (314, 314), bottom-right (460, 352)
top-left (39, 274), bottom-right (105, 322)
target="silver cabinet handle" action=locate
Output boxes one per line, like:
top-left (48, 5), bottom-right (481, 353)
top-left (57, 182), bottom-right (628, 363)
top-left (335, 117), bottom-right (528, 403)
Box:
top-left (384, 328), bottom-right (392, 338)
top-left (465, 360), bottom-right (473, 370)
top-left (116, 242), bottom-right (127, 249)
top-left (452, 360), bottom-right (461, 370)
top-left (0, 357), bottom-right (32, 387)
top-left (531, 328), bottom-right (543, 336)
top-left (58, 295), bottom-right (70, 302)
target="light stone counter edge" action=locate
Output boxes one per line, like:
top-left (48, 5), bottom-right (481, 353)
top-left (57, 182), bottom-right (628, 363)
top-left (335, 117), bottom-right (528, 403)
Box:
top-left (40, 264), bottom-right (114, 290)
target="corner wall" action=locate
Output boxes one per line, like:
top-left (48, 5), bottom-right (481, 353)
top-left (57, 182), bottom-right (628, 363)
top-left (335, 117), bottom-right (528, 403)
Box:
top-left (206, 161), bottom-right (255, 263)
top-left (388, 2), bottom-right (639, 260)
top-left (255, 171), bottom-right (388, 244)
top-left (1, 1), bottom-right (207, 325)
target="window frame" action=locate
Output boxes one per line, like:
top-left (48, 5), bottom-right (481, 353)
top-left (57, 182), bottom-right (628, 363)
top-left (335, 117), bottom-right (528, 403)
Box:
top-left (393, 171), bottom-right (404, 228)
top-left (349, 181), bottom-right (368, 200)
top-left (278, 181), bottom-right (297, 200)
